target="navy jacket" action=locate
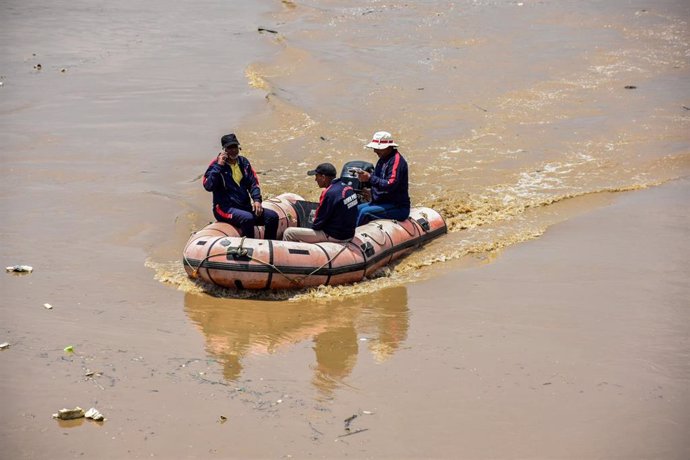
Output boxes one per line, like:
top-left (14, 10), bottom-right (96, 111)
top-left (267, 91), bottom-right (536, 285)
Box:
top-left (312, 179), bottom-right (358, 240)
top-left (202, 156), bottom-right (262, 212)
top-left (370, 149), bottom-right (410, 209)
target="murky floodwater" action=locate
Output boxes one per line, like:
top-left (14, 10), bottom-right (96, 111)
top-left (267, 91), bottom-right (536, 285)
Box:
top-left (152, 0), bottom-right (690, 293)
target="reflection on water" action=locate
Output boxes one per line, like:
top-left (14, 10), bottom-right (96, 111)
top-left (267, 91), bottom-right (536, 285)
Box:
top-left (184, 286), bottom-right (408, 395)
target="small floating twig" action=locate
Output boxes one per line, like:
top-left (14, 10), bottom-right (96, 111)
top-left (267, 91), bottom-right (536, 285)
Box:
top-left (338, 428), bottom-right (369, 438)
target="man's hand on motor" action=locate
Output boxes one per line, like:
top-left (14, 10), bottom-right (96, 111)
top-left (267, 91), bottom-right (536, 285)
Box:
top-left (357, 170), bottom-right (371, 182)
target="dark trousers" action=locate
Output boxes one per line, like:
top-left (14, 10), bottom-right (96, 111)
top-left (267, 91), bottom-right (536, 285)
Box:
top-left (214, 205), bottom-right (279, 240)
top-left (356, 202), bottom-right (410, 226)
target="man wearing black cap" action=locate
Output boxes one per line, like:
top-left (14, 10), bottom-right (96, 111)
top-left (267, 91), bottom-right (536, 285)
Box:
top-left (283, 163), bottom-right (358, 243)
top-left (202, 133), bottom-right (279, 239)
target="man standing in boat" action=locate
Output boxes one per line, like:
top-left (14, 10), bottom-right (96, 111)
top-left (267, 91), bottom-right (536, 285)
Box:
top-left (283, 163), bottom-right (358, 243)
top-left (355, 131), bottom-right (411, 225)
top-left (202, 133), bottom-right (279, 240)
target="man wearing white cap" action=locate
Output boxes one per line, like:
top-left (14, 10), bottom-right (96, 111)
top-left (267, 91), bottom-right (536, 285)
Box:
top-left (355, 131), bottom-right (410, 225)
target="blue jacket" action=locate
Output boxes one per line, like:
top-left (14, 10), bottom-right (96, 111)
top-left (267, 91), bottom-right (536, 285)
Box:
top-left (370, 149), bottom-right (410, 209)
top-left (313, 179), bottom-right (358, 240)
top-left (203, 156), bottom-right (262, 212)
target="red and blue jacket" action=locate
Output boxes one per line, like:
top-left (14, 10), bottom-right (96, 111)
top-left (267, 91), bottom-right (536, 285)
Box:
top-left (313, 178), bottom-right (358, 240)
top-left (203, 155), bottom-right (262, 213)
top-left (370, 149), bottom-right (410, 209)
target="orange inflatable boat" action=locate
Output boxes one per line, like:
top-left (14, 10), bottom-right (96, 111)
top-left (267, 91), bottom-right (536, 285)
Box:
top-left (182, 193), bottom-right (447, 290)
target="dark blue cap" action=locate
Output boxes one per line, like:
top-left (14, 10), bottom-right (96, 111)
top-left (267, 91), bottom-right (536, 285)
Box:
top-left (221, 133), bottom-right (240, 148)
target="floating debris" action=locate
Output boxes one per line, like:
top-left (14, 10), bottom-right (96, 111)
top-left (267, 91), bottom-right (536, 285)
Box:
top-left (344, 414), bottom-right (357, 431)
top-left (0, 342), bottom-right (10, 350)
top-left (624, 85), bottom-right (637, 89)
top-left (219, 415), bottom-right (228, 423)
top-left (337, 428), bottom-right (369, 438)
top-left (258, 27), bottom-right (278, 34)
top-left (362, 410), bottom-right (374, 415)
top-left (43, 303), bottom-right (53, 310)
top-left (6, 265), bottom-right (33, 273)
top-left (84, 407), bottom-right (105, 421)
top-left (53, 407), bottom-right (85, 420)
top-left (64, 345), bottom-right (74, 353)
top-left (60, 68), bottom-right (66, 73)
top-left (339, 414), bottom-right (367, 437)
top-left (34, 64), bottom-right (42, 70)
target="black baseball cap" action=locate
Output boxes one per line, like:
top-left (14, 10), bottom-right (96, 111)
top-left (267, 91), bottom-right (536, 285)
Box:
top-left (221, 133), bottom-right (240, 148)
top-left (307, 163), bottom-right (337, 177)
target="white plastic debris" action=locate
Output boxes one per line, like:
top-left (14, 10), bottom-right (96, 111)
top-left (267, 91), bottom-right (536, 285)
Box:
top-left (53, 407), bottom-right (85, 420)
top-left (84, 407), bottom-right (105, 421)
top-left (6, 265), bottom-right (33, 273)
top-left (0, 342), bottom-right (10, 350)
top-left (43, 303), bottom-right (53, 310)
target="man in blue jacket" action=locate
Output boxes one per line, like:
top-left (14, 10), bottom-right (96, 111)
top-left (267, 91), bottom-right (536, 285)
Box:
top-left (355, 131), bottom-right (410, 226)
top-left (203, 133), bottom-right (279, 239)
top-left (283, 163), bottom-right (358, 243)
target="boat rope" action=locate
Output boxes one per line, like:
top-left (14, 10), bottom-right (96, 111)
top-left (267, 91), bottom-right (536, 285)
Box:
top-left (187, 233), bottom-right (354, 287)
top-left (187, 250), bottom-right (223, 280)
top-left (237, 239), bottom-right (353, 286)
top-left (361, 223), bottom-right (386, 245)
top-left (234, 236), bottom-right (248, 256)
top-left (300, 242), bottom-right (351, 280)
top-left (398, 217), bottom-right (421, 238)
top-left (182, 231), bottom-right (201, 278)
top-left (184, 235), bottom-right (247, 280)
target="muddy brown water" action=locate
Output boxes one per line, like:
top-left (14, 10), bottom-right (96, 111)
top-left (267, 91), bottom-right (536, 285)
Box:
top-left (2, 0), bottom-right (689, 458)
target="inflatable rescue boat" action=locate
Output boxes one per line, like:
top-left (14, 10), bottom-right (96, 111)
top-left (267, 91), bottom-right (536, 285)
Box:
top-left (183, 163), bottom-right (447, 290)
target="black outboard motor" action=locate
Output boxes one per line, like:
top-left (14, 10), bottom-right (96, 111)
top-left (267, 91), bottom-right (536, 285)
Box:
top-left (340, 160), bottom-right (374, 203)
